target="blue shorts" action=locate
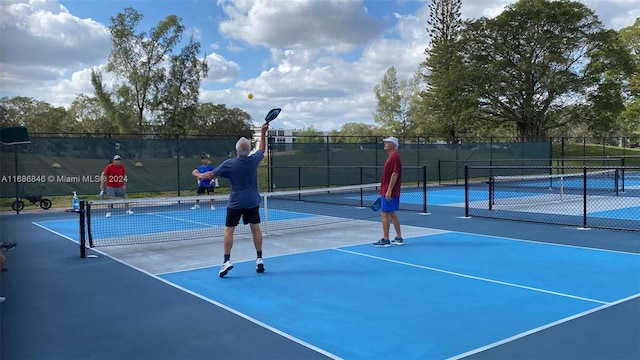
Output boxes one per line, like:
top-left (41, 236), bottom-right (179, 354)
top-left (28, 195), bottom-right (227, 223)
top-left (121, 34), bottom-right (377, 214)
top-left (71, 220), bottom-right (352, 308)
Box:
top-left (381, 197), bottom-right (400, 212)
top-left (226, 206), bottom-right (261, 227)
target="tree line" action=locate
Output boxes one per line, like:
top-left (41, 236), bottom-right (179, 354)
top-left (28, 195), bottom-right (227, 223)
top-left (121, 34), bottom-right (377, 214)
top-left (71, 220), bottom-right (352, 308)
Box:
top-left (373, 0), bottom-right (639, 145)
top-left (0, 1), bottom-right (638, 145)
top-left (0, 7), bottom-right (253, 139)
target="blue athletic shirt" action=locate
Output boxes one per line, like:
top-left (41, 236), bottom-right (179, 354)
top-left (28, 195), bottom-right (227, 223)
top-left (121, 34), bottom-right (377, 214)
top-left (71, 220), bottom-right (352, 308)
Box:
top-left (197, 164), bottom-right (215, 187)
top-left (214, 151), bottom-right (264, 209)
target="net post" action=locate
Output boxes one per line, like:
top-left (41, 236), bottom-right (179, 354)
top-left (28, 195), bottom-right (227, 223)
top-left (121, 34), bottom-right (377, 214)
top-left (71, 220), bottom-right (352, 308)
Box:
top-left (86, 201), bottom-right (94, 248)
top-left (621, 158), bottom-right (626, 192)
top-left (488, 173), bottom-right (494, 211)
top-left (263, 194), bottom-right (269, 233)
top-left (615, 168), bottom-right (619, 196)
top-left (582, 167), bottom-right (587, 229)
top-left (464, 165), bottom-right (470, 217)
top-left (422, 165), bottom-right (428, 214)
top-left (79, 200), bottom-right (86, 258)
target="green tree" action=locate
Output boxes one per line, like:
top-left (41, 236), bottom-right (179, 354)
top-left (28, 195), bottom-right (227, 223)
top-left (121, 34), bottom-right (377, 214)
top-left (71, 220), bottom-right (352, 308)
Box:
top-left (296, 126), bottom-right (325, 143)
top-left (420, 0), bottom-right (476, 143)
top-left (373, 67), bottom-right (401, 134)
top-left (99, 7), bottom-right (206, 134)
top-left (153, 37), bottom-right (209, 134)
top-left (618, 18), bottom-right (640, 144)
top-left (195, 103), bottom-right (253, 137)
top-left (0, 96), bottom-right (38, 127)
top-left (91, 70), bottom-right (137, 133)
top-left (460, 0), bottom-right (618, 141)
top-left (329, 122), bottom-right (378, 143)
top-left (0, 96), bottom-right (76, 133)
top-left (69, 94), bottom-right (115, 134)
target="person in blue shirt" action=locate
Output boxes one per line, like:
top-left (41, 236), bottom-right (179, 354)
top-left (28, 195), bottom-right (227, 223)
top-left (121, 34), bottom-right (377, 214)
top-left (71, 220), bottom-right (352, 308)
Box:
top-left (191, 153), bottom-right (216, 210)
top-left (195, 122), bottom-right (269, 277)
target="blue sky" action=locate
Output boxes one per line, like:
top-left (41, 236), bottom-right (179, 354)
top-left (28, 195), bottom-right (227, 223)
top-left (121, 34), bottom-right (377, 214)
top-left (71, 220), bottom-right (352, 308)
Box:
top-left (1, 0), bottom-right (638, 131)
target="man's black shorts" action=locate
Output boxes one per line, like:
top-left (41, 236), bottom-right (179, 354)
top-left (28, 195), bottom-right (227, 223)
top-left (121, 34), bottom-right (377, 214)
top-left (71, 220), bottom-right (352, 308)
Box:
top-left (196, 186), bottom-right (214, 195)
top-left (226, 206), bottom-right (261, 227)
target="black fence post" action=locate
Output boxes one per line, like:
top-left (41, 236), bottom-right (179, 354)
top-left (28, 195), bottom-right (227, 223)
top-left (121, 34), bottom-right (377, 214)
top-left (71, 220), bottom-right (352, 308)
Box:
top-left (422, 165), bottom-right (428, 214)
top-left (79, 200), bottom-right (86, 258)
top-left (464, 165), bottom-right (470, 217)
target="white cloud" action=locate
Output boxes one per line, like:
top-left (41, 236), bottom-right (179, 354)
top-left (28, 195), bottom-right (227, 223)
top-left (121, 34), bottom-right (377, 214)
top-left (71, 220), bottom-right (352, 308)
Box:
top-left (0, 0), bottom-right (110, 105)
top-left (205, 53), bottom-right (241, 83)
top-left (1, 0), bottom-right (638, 132)
top-left (217, 0), bottom-right (386, 52)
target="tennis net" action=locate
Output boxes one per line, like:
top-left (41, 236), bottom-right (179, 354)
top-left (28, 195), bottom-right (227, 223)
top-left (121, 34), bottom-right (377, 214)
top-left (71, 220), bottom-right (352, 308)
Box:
top-left (85, 183), bottom-right (383, 247)
top-left (488, 168), bottom-right (620, 205)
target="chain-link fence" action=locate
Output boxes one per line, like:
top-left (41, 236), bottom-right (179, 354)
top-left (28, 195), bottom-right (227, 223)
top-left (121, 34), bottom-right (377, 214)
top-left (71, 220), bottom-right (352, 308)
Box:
top-left (2, 134), bottom-right (639, 200)
top-left (464, 165), bottom-right (640, 231)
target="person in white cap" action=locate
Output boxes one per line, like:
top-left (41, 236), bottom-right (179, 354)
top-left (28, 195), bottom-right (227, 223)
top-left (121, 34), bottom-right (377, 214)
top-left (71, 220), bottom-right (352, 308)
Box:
top-left (99, 154), bottom-right (133, 217)
top-left (372, 136), bottom-right (404, 247)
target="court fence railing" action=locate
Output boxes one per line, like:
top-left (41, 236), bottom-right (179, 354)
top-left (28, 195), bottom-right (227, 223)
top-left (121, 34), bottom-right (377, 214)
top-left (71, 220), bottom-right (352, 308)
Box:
top-left (464, 165), bottom-right (640, 232)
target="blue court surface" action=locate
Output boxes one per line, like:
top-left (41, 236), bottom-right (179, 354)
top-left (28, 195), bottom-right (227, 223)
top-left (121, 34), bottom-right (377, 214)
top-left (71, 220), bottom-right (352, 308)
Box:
top-left (2, 197), bottom-right (640, 359)
top-left (159, 233), bottom-right (640, 359)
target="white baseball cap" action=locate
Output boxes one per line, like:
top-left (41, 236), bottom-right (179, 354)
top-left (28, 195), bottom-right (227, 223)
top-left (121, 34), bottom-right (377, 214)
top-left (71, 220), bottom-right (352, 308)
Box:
top-left (113, 155), bottom-right (121, 160)
top-left (382, 136), bottom-right (399, 148)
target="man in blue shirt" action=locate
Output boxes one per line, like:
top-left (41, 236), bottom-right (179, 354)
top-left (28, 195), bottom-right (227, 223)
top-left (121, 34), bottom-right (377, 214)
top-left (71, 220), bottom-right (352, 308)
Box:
top-left (195, 122), bottom-right (269, 277)
top-left (191, 153), bottom-right (216, 210)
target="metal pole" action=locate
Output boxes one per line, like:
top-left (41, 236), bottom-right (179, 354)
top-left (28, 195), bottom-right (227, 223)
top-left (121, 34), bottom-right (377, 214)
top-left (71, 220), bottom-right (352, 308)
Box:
top-left (79, 200), bottom-right (86, 258)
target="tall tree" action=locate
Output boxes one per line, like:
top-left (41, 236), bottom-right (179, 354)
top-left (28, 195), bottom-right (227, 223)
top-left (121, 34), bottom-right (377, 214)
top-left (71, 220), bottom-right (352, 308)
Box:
top-left (100, 7), bottom-right (205, 134)
top-left (373, 67), bottom-right (401, 135)
top-left (153, 37), bottom-right (209, 134)
top-left (460, 0), bottom-right (619, 141)
top-left (91, 70), bottom-right (137, 133)
top-left (420, 0), bottom-right (474, 142)
top-left (618, 18), bottom-right (640, 144)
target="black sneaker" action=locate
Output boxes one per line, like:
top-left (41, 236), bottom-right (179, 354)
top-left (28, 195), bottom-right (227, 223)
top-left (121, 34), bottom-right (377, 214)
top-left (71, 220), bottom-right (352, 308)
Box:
top-left (372, 239), bottom-right (391, 247)
top-left (391, 237), bottom-right (404, 246)
top-left (0, 242), bottom-right (17, 251)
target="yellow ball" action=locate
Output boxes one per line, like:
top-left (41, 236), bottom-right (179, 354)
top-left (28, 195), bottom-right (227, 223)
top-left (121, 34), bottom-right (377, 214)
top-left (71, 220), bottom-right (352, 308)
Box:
top-left (248, 93), bottom-right (254, 99)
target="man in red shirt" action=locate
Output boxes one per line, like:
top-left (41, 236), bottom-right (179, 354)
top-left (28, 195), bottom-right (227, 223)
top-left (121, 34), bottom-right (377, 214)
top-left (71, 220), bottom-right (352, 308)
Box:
top-left (372, 137), bottom-right (404, 247)
top-left (100, 154), bottom-right (132, 217)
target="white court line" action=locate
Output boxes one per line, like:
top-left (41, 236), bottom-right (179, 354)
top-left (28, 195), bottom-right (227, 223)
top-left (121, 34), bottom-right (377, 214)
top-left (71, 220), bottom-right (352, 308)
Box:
top-left (148, 212), bottom-right (214, 227)
top-left (32, 221), bottom-right (342, 360)
top-left (447, 292), bottom-right (640, 360)
top-left (334, 248), bottom-right (609, 305)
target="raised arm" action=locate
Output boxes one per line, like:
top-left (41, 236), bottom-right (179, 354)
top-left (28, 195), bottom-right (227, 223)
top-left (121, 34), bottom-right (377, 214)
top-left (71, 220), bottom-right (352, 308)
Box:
top-left (259, 122), bottom-right (269, 153)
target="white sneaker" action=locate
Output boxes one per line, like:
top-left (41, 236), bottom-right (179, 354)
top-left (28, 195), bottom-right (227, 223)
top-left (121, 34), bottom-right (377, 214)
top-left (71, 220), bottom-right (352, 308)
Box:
top-left (106, 212), bottom-right (111, 218)
top-left (211, 205), bottom-right (216, 211)
top-left (191, 204), bottom-right (200, 210)
top-left (256, 258), bottom-right (265, 273)
top-left (126, 209), bottom-right (134, 215)
top-left (219, 261), bottom-right (233, 278)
